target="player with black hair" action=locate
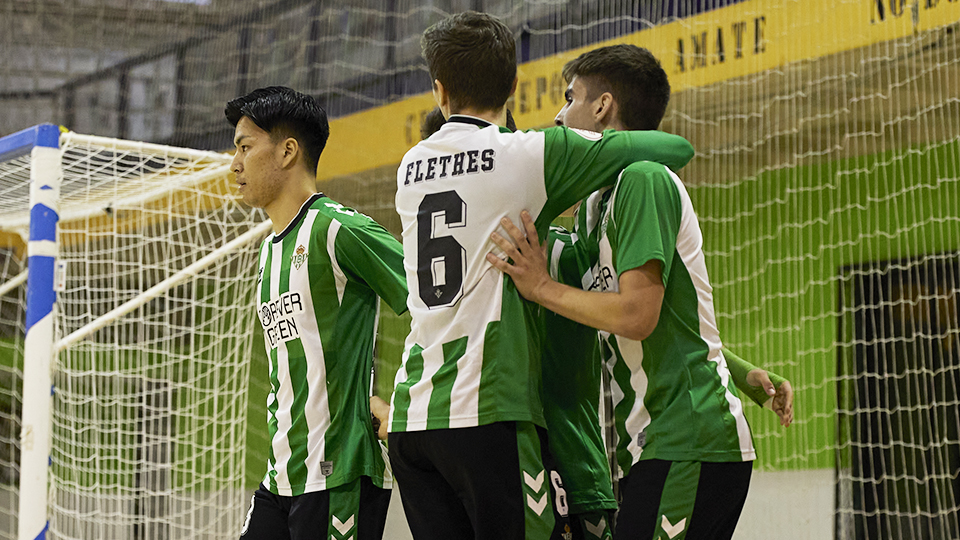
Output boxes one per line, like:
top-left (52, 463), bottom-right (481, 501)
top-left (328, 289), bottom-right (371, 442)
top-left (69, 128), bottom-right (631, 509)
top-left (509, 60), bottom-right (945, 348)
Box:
top-left (227, 85), bottom-right (408, 540)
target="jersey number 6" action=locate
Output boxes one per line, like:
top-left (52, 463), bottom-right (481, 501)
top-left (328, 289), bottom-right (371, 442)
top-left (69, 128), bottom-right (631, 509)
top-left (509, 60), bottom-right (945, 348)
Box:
top-left (417, 191), bottom-right (466, 308)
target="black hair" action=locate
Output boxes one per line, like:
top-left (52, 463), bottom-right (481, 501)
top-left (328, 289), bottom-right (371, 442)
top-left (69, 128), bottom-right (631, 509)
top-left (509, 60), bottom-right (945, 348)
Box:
top-left (225, 86), bottom-right (330, 175)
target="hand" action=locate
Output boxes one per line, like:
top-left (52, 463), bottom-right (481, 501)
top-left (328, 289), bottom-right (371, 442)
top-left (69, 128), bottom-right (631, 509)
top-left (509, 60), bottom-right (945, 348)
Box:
top-left (746, 369), bottom-right (794, 427)
top-left (486, 211), bottom-right (551, 303)
top-left (370, 396), bottom-right (390, 440)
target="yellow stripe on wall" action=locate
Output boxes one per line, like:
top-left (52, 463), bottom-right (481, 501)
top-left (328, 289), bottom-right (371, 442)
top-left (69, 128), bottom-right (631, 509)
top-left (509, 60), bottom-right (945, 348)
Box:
top-left (317, 0), bottom-right (959, 182)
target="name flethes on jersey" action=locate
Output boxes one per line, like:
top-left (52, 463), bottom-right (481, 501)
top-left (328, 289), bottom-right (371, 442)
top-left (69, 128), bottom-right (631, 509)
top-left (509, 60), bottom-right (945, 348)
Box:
top-left (403, 148), bottom-right (495, 185)
top-left (259, 291), bottom-right (305, 349)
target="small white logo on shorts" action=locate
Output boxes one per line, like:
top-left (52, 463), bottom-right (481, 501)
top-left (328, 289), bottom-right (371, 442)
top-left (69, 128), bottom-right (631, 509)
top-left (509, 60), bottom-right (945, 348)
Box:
top-left (661, 515), bottom-right (687, 539)
top-left (333, 514), bottom-right (355, 537)
top-left (585, 517), bottom-right (608, 539)
top-left (523, 469), bottom-right (548, 516)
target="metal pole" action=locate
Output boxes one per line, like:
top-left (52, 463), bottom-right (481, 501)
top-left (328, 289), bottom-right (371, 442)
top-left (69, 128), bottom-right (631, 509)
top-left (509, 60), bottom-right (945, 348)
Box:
top-left (18, 124), bottom-right (62, 540)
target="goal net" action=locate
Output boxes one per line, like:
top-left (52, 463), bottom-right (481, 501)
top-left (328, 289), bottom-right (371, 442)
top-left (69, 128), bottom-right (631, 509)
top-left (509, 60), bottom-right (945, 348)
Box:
top-left (0, 249), bottom-right (25, 540)
top-left (0, 125), bottom-right (269, 539)
top-left (659, 7), bottom-right (960, 540)
top-left (3, 1), bottom-right (960, 539)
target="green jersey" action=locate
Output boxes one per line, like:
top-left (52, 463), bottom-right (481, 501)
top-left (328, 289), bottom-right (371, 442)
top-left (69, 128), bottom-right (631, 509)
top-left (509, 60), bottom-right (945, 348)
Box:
top-left (592, 162), bottom-right (755, 480)
top-left (390, 117), bottom-right (694, 433)
top-left (543, 222), bottom-right (616, 514)
top-left (257, 193), bottom-right (407, 496)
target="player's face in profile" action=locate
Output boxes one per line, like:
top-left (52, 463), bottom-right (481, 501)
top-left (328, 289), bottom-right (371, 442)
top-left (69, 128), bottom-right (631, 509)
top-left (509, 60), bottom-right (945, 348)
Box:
top-left (554, 76), bottom-right (603, 132)
top-left (231, 116), bottom-right (284, 209)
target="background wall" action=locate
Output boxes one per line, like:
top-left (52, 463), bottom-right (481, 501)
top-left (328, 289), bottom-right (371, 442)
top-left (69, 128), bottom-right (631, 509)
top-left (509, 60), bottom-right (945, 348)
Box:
top-left (2, 1), bottom-right (959, 539)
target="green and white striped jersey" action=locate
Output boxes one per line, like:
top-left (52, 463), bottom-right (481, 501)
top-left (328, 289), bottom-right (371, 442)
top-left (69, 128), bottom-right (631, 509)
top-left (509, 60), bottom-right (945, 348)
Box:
top-left (257, 193), bottom-right (407, 496)
top-left (587, 161), bottom-right (756, 480)
top-left (390, 115), bottom-right (694, 433)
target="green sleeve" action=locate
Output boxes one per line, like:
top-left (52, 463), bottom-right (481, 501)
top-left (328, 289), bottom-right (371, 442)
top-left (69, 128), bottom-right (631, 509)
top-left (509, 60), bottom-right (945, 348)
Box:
top-left (723, 347), bottom-right (787, 407)
top-left (608, 162), bottom-right (681, 282)
top-left (334, 217), bottom-right (409, 315)
top-left (538, 128), bottom-right (694, 229)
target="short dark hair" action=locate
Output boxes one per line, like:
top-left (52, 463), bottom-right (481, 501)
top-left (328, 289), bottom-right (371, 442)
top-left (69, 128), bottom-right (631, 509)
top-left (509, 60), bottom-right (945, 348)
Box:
top-left (225, 86), bottom-right (330, 175)
top-left (421, 11), bottom-right (516, 114)
top-left (562, 45), bottom-right (670, 130)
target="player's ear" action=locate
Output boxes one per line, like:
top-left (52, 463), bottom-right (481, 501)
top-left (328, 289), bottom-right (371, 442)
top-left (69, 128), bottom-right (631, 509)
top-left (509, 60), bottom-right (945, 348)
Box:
top-left (595, 92), bottom-right (617, 129)
top-left (279, 137), bottom-right (299, 169)
top-left (433, 79), bottom-right (450, 118)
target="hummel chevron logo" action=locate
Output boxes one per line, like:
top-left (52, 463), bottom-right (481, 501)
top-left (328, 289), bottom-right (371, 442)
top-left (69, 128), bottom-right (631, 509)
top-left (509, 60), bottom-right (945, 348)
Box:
top-left (660, 515), bottom-right (687, 539)
top-left (524, 470), bottom-right (545, 492)
top-left (527, 493), bottom-right (548, 515)
top-left (585, 516), bottom-right (607, 538)
top-left (333, 514), bottom-right (355, 538)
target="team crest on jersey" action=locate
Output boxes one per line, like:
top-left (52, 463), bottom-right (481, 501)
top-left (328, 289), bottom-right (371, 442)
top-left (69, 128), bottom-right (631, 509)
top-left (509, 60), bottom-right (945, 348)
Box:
top-left (291, 244), bottom-right (308, 270)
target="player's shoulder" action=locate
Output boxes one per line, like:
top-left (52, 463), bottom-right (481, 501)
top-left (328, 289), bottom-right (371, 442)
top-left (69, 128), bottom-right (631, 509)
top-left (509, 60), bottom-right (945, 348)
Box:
top-left (315, 197), bottom-right (398, 244)
top-left (621, 160), bottom-right (672, 177)
top-left (617, 161), bottom-right (679, 193)
top-left (312, 196), bottom-right (367, 224)
top-left (541, 125), bottom-right (605, 145)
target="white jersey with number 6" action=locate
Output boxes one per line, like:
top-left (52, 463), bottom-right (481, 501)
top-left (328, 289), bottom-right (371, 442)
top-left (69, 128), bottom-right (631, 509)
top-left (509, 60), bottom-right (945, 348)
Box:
top-left (390, 115), bottom-right (695, 434)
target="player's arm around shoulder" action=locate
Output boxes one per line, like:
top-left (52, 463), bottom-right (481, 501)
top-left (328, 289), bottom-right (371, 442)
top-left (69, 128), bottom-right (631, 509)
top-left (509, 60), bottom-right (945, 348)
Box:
top-left (538, 128), bottom-right (694, 221)
top-left (489, 211), bottom-right (663, 341)
top-left (543, 127), bottom-right (695, 172)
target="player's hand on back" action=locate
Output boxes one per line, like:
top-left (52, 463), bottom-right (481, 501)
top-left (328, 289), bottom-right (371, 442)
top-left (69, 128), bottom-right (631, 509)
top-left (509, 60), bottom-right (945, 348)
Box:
top-left (486, 211), bottom-right (551, 303)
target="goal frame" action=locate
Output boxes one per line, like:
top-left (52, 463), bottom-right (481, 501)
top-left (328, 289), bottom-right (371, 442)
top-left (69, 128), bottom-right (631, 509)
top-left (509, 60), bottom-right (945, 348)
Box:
top-left (1, 123), bottom-right (62, 540)
top-left (1, 124), bottom-right (270, 540)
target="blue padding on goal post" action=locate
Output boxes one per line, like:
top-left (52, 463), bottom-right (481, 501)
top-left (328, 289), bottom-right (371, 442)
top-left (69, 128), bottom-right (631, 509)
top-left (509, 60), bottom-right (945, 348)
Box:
top-left (25, 256), bottom-right (55, 331)
top-left (33, 521), bottom-right (49, 540)
top-left (29, 204), bottom-right (58, 242)
top-left (0, 123), bottom-right (60, 162)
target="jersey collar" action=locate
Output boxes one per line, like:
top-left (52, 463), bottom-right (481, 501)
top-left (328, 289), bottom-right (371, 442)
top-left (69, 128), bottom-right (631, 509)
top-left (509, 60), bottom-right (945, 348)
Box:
top-left (446, 115), bottom-right (495, 129)
top-left (272, 192), bottom-right (326, 243)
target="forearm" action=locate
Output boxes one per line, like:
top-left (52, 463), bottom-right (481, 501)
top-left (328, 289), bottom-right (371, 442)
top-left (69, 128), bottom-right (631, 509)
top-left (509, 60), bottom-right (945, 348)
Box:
top-left (530, 279), bottom-right (657, 341)
top-left (724, 348), bottom-right (768, 406)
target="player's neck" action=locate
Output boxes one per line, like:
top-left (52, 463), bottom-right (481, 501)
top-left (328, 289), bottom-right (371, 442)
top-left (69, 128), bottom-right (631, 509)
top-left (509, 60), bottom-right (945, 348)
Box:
top-left (599, 119), bottom-right (626, 132)
top-left (265, 175), bottom-right (318, 234)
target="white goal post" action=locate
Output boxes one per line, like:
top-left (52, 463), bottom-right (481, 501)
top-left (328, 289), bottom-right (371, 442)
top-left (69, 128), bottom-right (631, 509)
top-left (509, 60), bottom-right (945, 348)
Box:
top-left (0, 124), bottom-right (270, 540)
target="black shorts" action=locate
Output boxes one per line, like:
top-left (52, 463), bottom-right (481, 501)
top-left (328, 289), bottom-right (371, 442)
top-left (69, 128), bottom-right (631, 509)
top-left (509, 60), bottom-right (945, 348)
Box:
top-left (388, 421), bottom-right (556, 539)
top-left (614, 459), bottom-right (752, 540)
top-left (239, 476), bottom-right (390, 540)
